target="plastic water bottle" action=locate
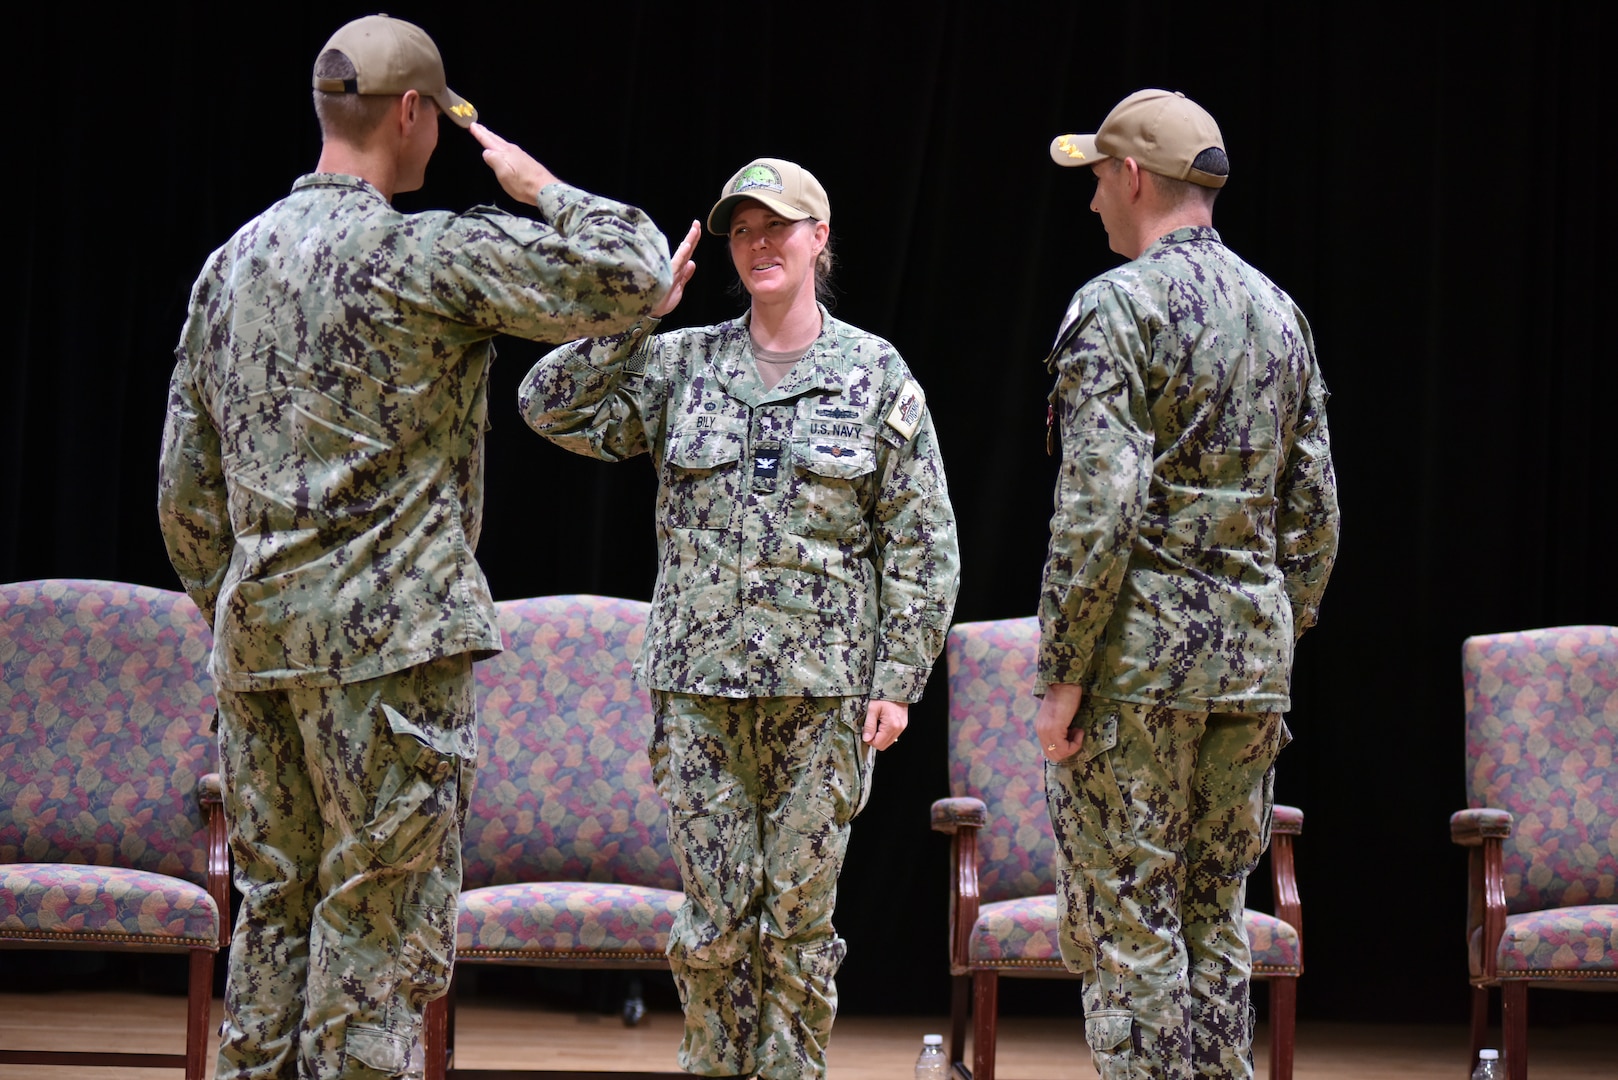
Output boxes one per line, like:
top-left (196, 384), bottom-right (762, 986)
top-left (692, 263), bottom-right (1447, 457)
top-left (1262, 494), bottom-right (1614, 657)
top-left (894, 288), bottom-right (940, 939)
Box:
top-left (1471, 1048), bottom-right (1502, 1080)
top-left (915, 1033), bottom-right (948, 1079)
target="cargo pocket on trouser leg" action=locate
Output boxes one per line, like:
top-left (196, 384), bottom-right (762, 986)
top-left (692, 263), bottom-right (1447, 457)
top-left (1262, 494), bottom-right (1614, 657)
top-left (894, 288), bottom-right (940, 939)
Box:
top-left (1084, 1010), bottom-right (1135, 1080)
top-left (344, 1026), bottom-right (409, 1077)
top-left (363, 703), bottom-right (470, 871)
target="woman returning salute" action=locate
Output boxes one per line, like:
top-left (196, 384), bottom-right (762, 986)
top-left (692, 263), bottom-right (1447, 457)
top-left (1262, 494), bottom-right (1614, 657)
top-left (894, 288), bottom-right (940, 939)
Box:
top-left (518, 158), bottom-right (959, 1078)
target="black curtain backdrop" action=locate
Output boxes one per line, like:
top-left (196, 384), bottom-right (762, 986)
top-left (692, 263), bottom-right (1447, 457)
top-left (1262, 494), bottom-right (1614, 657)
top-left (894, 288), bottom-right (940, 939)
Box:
top-left (8, 2), bottom-right (1614, 1027)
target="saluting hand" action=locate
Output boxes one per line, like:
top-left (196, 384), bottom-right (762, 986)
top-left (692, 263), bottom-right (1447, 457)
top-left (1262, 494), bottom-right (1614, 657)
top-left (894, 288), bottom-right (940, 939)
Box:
top-left (470, 123), bottom-right (560, 206)
top-left (652, 220), bottom-right (701, 319)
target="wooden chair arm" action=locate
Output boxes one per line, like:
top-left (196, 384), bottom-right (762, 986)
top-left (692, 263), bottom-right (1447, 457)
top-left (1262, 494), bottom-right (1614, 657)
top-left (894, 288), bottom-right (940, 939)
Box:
top-left (1451, 808), bottom-right (1511, 981)
top-left (1268, 804), bottom-right (1303, 954)
top-left (931, 796), bottom-right (986, 834)
top-left (199, 772), bottom-right (232, 948)
top-left (931, 797), bottom-right (985, 975)
top-left (1449, 807), bottom-right (1513, 846)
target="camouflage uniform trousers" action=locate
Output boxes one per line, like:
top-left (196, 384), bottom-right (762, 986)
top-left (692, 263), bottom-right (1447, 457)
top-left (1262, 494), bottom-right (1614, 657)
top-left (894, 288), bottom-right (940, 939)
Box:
top-left (650, 691), bottom-right (873, 1079)
top-left (1045, 696), bottom-right (1287, 1080)
top-left (215, 653), bottom-right (476, 1080)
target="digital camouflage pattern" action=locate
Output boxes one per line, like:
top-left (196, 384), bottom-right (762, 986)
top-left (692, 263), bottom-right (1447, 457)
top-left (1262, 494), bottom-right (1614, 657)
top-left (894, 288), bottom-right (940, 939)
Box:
top-left (521, 309), bottom-right (957, 1076)
top-left (651, 691), bottom-right (870, 1079)
top-left (1037, 225), bottom-right (1338, 707)
top-left (1046, 698), bottom-right (1286, 1080)
top-left (216, 653), bottom-right (474, 1080)
top-left (159, 173), bottom-right (672, 691)
top-left (159, 171), bottom-right (669, 1080)
top-left (519, 308), bottom-right (960, 703)
top-left (1039, 224), bottom-right (1336, 1079)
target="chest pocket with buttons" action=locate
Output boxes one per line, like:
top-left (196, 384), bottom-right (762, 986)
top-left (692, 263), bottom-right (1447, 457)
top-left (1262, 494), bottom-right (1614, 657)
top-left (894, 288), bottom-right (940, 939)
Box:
top-left (663, 424), bottom-right (745, 530)
top-left (787, 435), bottom-right (880, 541)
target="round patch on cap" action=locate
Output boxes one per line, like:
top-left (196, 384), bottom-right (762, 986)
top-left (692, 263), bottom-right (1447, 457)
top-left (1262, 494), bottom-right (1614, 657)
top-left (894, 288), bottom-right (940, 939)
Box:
top-left (732, 164), bottom-right (785, 194)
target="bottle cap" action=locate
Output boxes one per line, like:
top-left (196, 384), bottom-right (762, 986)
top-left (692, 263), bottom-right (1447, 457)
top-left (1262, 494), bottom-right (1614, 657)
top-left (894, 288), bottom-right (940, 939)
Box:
top-left (1479, 1049), bottom-right (1499, 1060)
top-left (923, 1034), bottom-right (944, 1045)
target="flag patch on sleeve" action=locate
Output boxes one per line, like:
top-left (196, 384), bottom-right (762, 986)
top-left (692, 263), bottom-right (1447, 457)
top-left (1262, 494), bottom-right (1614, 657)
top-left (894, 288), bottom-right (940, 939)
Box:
top-left (884, 379), bottom-right (925, 441)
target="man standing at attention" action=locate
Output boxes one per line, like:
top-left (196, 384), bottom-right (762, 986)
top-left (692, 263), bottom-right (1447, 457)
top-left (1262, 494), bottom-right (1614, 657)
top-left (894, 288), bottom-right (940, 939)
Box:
top-left (158, 15), bottom-right (670, 1079)
top-left (1034, 90), bottom-right (1339, 1079)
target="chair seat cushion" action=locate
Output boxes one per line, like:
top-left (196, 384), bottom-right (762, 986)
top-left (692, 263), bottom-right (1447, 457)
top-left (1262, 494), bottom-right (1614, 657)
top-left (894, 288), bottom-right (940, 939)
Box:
top-left (457, 880), bottom-right (684, 963)
top-left (967, 894), bottom-right (1300, 975)
top-left (1244, 909), bottom-right (1302, 974)
top-left (1493, 904), bottom-right (1618, 979)
top-left (0, 862), bottom-right (220, 946)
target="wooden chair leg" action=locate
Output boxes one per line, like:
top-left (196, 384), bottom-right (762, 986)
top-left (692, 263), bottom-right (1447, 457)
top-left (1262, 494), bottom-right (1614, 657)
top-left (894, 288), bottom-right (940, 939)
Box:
top-left (949, 973), bottom-right (969, 1074)
top-left (446, 979), bottom-right (458, 1066)
top-left (972, 969), bottom-right (999, 1080)
top-left (1501, 982), bottom-right (1527, 1080)
top-left (186, 948), bottom-right (216, 1080)
top-left (424, 993), bottom-right (449, 1080)
top-left (1468, 984), bottom-right (1490, 1069)
top-left (1266, 976), bottom-right (1295, 1080)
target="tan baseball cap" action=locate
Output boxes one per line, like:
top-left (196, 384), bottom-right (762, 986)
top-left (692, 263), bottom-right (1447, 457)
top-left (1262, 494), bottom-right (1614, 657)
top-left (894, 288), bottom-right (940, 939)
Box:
top-left (313, 15), bottom-right (478, 129)
top-left (1050, 89), bottom-right (1227, 188)
top-left (706, 159), bottom-right (831, 236)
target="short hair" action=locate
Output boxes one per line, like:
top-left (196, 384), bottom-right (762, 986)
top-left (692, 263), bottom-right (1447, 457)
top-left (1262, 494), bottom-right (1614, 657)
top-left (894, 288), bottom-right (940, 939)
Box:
top-left (1145, 147), bottom-right (1228, 210)
top-left (312, 49), bottom-right (397, 145)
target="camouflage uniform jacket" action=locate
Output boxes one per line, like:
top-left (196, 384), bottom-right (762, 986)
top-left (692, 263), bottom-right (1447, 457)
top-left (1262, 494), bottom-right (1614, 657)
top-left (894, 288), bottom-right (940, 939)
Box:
top-left (159, 173), bottom-right (671, 691)
top-left (1038, 226), bottom-right (1338, 709)
top-left (521, 308), bottom-right (960, 702)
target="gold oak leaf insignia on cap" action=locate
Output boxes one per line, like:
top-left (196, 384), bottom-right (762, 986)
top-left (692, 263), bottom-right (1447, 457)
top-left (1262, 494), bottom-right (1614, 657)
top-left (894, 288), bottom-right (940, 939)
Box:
top-left (451, 102), bottom-right (475, 118)
top-left (1056, 136), bottom-right (1085, 161)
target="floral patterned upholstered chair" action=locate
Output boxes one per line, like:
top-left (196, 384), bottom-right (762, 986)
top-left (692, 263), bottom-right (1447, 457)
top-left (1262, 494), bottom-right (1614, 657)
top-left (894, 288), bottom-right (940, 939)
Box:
top-left (0, 578), bottom-right (229, 1080)
top-left (424, 594), bottom-right (683, 1079)
top-left (1450, 625), bottom-right (1618, 1080)
top-left (931, 617), bottom-right (1304, 1080)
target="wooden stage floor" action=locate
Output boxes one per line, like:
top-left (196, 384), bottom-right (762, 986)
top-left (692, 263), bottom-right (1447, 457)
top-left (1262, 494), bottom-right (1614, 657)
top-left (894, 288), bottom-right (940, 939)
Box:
top-left (0, 991), bottom-right (1611, 1078)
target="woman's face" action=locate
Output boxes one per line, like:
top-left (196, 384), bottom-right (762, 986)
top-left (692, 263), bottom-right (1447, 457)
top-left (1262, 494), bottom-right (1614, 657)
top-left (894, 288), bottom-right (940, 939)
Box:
top-left (727, 200), bottom-right (828, 305)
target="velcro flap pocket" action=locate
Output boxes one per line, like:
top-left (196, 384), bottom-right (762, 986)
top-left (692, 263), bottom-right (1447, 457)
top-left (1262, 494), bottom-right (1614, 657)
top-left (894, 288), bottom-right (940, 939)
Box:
top-left (1084, 1010), bottom-right (1132, 1053)
top-left (345, 1025), bottom-right (407, 1073)
top-left (667, 428), bottom-right (744, 470)
top-left (381, 702), bottom-right (473, 766)
top-left (1075, 709), bottom-right (1118, 765)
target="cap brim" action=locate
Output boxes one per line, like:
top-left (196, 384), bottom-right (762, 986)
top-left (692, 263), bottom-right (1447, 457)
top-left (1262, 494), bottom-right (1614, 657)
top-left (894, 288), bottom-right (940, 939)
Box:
top-left (435, 87), bottom-right (477, 128)
top-left (1050, 133), bottom-right (1105, 168)
top-left (706, 192), bottom-right (813, 236)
